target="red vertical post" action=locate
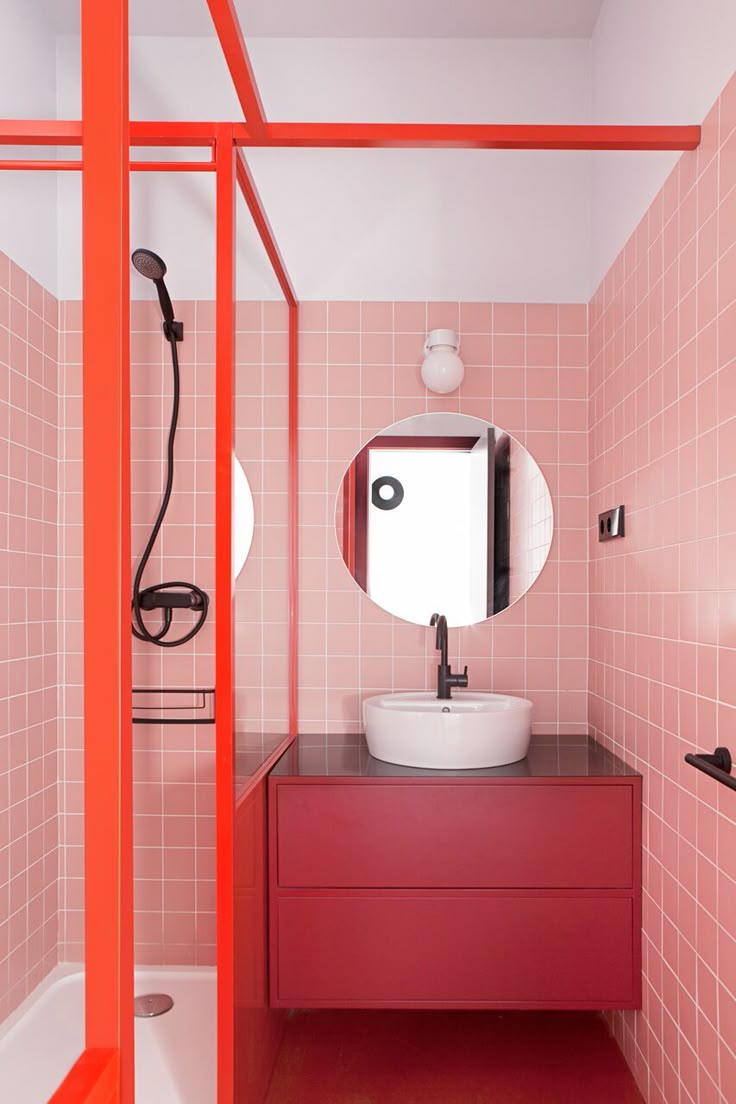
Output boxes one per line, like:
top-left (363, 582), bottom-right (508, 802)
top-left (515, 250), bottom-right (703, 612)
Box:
top-left (288, 304), bottom-right (299, 736)
top-left (214, 124), bottom-right (236, 1104)
top-left (81, 0), bottom-right (133, 1100)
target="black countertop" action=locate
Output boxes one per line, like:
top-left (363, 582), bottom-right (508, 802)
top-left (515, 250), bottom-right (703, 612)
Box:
top-left (269, 735), bottom-right (639, 780)
top-left (234, 732), bottom-right (295, 798)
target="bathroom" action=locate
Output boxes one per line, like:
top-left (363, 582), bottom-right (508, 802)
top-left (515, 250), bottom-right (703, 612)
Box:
top-left (0, 0), bottom-right (734, 1102)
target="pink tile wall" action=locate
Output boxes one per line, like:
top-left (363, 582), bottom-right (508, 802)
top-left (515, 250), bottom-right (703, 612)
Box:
top-left (0, 252), bottom-right (60, 1023)
top-left (57, 299), bottom-right (84, 963)
top-left (57, 300), bottom-right (222, 967)
top-left (589, 74), bottom-right (736, 1104)
top-left (234, 302), bottom-right (290, 735)
top-left (296, 299), bottom-right (589, 740)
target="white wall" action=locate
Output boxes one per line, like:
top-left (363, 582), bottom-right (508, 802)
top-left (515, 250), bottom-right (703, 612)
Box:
top-left (0, 1), bottom-right (59, 291)
top-left (591, 0), bottom-right (736, 289)
top-left (55, 35), bottom-right (593, 302)
top-left (6, 14), bottom-right (735, 301)
top-left (55, 35), bottom-right (282, 302)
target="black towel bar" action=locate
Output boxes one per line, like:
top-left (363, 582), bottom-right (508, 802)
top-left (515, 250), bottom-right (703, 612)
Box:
top-left (684, 747), bottom-right (736, 791)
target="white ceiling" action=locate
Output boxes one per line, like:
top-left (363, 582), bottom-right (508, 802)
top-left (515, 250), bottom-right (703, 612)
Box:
top-left (7, 0), bottom-right (735, 304)
top-left (49, 0), bottom-right (605, 39)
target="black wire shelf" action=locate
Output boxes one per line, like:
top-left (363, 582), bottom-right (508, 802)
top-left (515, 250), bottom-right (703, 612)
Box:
top-left (132, 687), bottom-right (215, 725)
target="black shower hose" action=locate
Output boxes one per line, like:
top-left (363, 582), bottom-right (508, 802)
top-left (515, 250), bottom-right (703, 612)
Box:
top-left (131, 333), bottom-right (209, 646)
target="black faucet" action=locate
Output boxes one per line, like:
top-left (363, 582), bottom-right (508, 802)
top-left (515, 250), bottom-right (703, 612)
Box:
top-left (429, 613), bottom-right (469, 700)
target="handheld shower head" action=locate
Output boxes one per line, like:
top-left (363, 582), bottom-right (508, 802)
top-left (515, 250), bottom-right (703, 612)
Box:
top-left (130, 250), bottom-right (205, 646)
top-left (131, 248), bottom-right (177, 335)
top-left (132, 248), bottom-right (167, 281)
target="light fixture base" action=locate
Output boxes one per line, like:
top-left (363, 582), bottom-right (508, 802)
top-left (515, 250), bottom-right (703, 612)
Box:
top-left (424, 328), bottom-right (460, 355)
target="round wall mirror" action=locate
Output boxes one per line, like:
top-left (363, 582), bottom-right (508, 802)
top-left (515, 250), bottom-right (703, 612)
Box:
top-left (335, 412), bottom-right (553, 628)
top-left (232, 454), bottom-right (254, 582)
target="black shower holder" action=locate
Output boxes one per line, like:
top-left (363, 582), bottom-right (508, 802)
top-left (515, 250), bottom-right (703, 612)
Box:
top-left (132, 687), bottom-right (215, 725)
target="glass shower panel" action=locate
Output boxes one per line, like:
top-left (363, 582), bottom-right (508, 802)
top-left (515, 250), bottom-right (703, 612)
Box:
top-left (128, 169), bottom-right (217, 1103)
top-left (231, 170), bottom-right (292, 1104)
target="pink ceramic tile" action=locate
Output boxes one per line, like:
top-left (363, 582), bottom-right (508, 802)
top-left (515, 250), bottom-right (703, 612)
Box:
top-left (327, 301), bottom-right (360, 332)
top-left (1, 257), bottom-right (61, 1022)
top-left (589, 72), bottom-right (736, 1104)
top-left (393, 301), bottom-right (426, 333)
top-left (360, 302), bottom-right (393, 332)
top-left (291, 291), bottom-right (588, 745)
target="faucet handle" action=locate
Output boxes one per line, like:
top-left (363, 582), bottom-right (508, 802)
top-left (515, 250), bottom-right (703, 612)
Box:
top-left (458, 666), bottom-right (469, 687)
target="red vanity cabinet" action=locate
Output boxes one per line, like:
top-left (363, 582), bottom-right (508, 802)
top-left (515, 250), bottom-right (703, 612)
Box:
top-left (268, 772), bottom-right (642, 1010)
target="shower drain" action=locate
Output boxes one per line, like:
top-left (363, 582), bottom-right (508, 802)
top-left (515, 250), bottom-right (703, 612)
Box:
top-left (134, 993), bottom-right (174, 1018)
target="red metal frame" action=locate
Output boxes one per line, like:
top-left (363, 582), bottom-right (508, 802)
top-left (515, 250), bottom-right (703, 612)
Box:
top-left (214, 124), bottom-right (236, 1104)
top-left (49, 1051), bottom-right (119, 1104)
top-left (0, 161), bottom-right (215, 172)
top-left (235, 151), bottom-right (296, 305)
top-left (234, 148), bottom-right (300, 736)
top-left (0, 0), bottom-right (699, 1098)
top-left (0, 118), bottom-right (702, 152)
top-left (80, 0), bottom-right (134, 1101)
top-left (232, 121), bottom-right (702, 150)
top-left (206, 0), bottom-right (267, 135)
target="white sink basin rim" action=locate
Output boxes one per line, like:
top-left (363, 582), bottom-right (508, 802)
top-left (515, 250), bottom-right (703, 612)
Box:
top-left (363, 691), bottom-right (533, 770)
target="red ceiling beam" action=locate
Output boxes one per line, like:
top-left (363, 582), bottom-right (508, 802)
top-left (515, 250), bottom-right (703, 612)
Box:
top-left (0, 160), bottom-right (82, 170)
top-left (205, 0), bottom-right (267, 134)
top-left (235, 149), bottom-right (297, 306)
top-left (0, 120), bottom-right (83, 144)
top-left (0, 120), bottom-right (701, 152)
top-left (130, 121), bottom-right (219, 147)
top-left (233, 122), bottom-right (701, 151)
top-left (0, 161), bottom-right (216, 172)
top-left (0, 120), bottom-right (217, 146)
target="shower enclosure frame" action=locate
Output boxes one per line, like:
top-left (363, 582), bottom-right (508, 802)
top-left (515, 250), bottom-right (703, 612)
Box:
top-left (0, 0), bottom-right (701, 1100)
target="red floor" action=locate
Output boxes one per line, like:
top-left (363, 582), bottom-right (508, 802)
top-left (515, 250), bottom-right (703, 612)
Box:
top-left (265, 1010), bottom-right (643, 1104)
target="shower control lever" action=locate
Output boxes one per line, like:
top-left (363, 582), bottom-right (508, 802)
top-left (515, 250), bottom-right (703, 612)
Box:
top-left (139, 590), bottom-right (205, 611)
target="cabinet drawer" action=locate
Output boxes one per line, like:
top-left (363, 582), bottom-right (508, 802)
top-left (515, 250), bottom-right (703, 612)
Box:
top-left (274, 892), bottom-right (635, 1007)
top-left (276, 784), bottom-right (633, 889)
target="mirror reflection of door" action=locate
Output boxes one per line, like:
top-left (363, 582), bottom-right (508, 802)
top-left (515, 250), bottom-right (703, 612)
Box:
top-left (337, 413), bottom-right (553, 629)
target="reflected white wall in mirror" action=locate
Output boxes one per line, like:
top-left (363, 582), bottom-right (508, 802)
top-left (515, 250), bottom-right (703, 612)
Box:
top-left (232, 454), bottom-right (254, 582)
top-left (336, 413), bottom-right (553, 628)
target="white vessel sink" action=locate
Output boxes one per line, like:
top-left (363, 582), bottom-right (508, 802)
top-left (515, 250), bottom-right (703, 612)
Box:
top-left (363, 691), bottom-right (533, 770)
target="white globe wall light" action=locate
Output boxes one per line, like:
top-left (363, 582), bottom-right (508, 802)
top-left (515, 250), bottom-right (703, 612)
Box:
top-left (421, 329), bottom-right (464, 394)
